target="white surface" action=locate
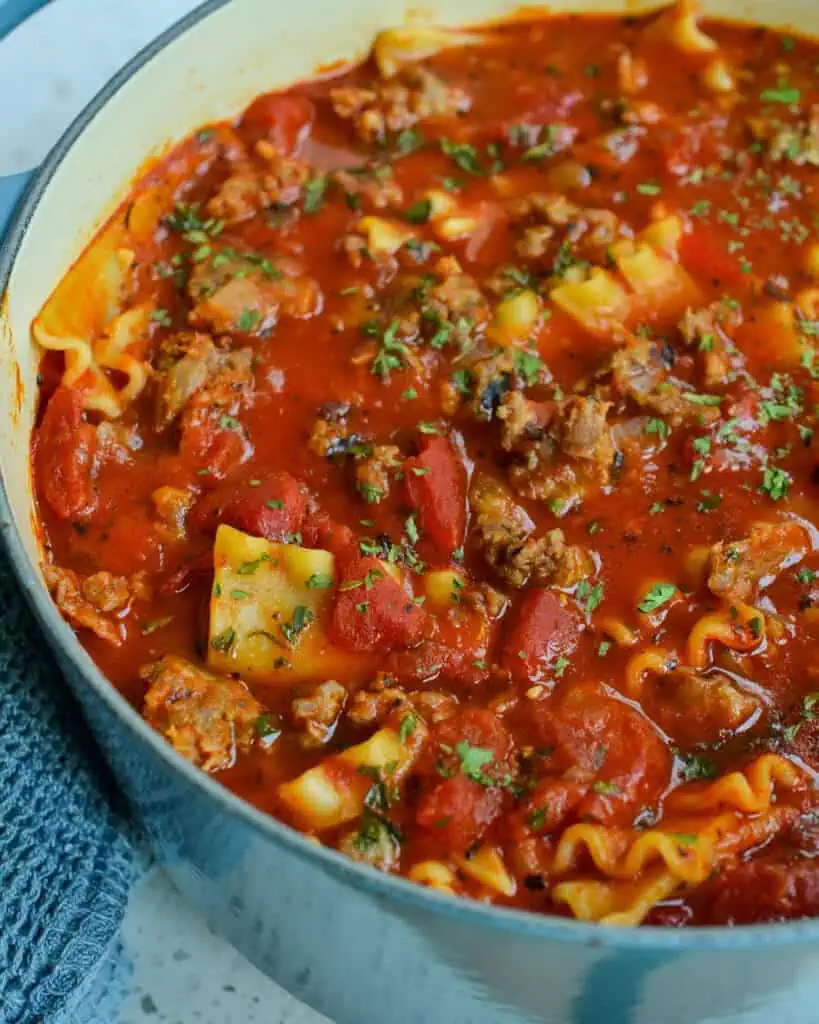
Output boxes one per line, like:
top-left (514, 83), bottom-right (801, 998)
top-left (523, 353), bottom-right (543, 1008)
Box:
top-left (0, 0), bottom-right (198, 175)
top-left (119, 870), bottom-right (330, 1024)
top-left (0, 1), bottom-right (327, 1020)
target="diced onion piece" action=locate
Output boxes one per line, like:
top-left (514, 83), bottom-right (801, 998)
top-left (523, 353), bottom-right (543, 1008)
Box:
top-left (424, 569), bottom-right (466, 611)
top-left (357, 216), bottom-right (414, 257)
top-left (278, 726), bottom-right (412, 830)
top-left (208, 524), bottom-right (366, 683)
top-left (408, 860), bottom-right (458, 893)
top-left (491, 289), bottom-right (540, 344)
top-left (550, 269), bottom-right (631, 337)
top-left (374, 26), bottom-right (488, 78)
top-left (454, 846), bottom-right (516, 897)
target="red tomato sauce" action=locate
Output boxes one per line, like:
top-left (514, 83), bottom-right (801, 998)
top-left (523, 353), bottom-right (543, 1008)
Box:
top-left (30, 6), bottom-right (819, 926)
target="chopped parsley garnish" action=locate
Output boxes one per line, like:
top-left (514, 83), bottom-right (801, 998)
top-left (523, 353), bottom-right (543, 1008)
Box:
top-left (211, 627), bottom-right (236, 653)
top-left (760, 85), bottom-right (800, 105)
top-left (760, 466), bottom-right (791, 501)
top-left (405, 198), bottom-right (432, 224)
top-left (255, 713), bottom-right (282, 747)
top-left (529, 808), bottom-right (548, 831)
top-left (455, 741), bottom-right (495, 784)
top-left (645, 417), bottom-right (670, 441)
top-left (237, 552), bottom-right (274, 575)
top-left (553, 656), bottom-right (571, 677)
top-left (638, 582), bottom-right (677, 614)
top-left (683, 392), bottom-right (723, 407)
top-left (522, 124), bottom-right (561, 162)
top-left (677, 751), bottom-right (719, 781)
top-left (394, 127), bottom-right (424, 155)
top-left (371, 320), bottom-right (410, 380)
top-left (303, 174), bottom-right (328, 213)
top-left (141, 616), bottom-right (173, 636)
top-left (513, 348), bottom-right (545, 386)
top-left (591, 780), bottom-right (620, 795)
top-left (451, 368), bottom-right (473, 396)
top-left (306, 573), bottom-right (334, 589)
top-left (576, 579), bottom-right (604, 613)
top-left (281, 605), bottom-right (314, 646)
top-left (150, 308), bottom-right (172, 327)
top-left (399, 712), bottom-right (418, 744)
top-left (236, 308), bottom-right (261, 332)
top-left (405, 514), bottom-right (420, 545)
top-left (357, 481), bottom-right (384, 504)
top-left (439, 138), bottom-right (482, 175)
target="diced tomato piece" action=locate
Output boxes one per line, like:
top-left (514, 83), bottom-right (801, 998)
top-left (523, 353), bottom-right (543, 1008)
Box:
top-left (331, 549), bottom-right (426, 652)
top-left (387, 600), bottom-right (490, 687)
top-left (179, 421), bottom-right (251, 486)
top-left (504, 776), bottom-right (590, 842)
top-left (34, 386), bottom-right (98, 521)
top-left (301, 511), bottom-right (355, 556)
top-left (416, 709), bottom-right (513, 852)
top-left (526, 685), bottom-right (671, 826)
top-left (191, 471), bottom-right (307, 541)
top-left (501, 590), bottom-right (579, 681)
top-left (679, 226), bottom-right (747, 288)
top-left (688, 851), bottom-right (819, 925)
top-left (240, 93), bottom-right (314, 155)
top-left (404, 436), bottom-right (467, 554)
top-left (416, 773), bottom-right (504, 852)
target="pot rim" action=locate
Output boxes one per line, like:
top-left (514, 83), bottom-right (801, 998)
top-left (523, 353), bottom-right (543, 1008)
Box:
top-left (2, 0), bottom-right (818, 952)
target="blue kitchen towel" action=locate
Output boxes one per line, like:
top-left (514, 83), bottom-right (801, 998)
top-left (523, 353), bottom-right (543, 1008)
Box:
top-left (0, 3), bottom-right (139, 1022)
top-left (0, 542), bottom-right (138, 1024)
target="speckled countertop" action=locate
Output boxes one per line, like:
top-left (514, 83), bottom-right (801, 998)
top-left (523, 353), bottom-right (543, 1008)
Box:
top-left (0, 2), bottom-right (330, 1020)
top-left (118, 870), bottom-right (327, 1024)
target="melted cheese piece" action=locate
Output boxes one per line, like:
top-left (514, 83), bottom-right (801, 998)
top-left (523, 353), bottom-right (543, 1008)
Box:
top-left (208, 524), bottom-right (366, 683)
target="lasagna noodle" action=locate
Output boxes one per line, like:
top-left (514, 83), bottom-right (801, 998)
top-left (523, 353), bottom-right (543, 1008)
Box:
top-left (667, 754), bottom-right (808, 814)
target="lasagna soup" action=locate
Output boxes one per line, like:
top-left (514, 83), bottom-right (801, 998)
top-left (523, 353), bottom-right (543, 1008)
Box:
top-left (31, 1), bottom-right (819, 926)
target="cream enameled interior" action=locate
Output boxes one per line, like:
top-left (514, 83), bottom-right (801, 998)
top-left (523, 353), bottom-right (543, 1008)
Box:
top-left (1, 0), bottom-right (816, 567)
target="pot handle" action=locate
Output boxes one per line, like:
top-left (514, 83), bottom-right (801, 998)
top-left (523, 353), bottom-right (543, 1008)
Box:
top-left (0, 170), bottom-right (34, 239)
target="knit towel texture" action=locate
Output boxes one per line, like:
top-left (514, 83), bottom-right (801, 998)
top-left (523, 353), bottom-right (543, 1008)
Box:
top-left (0, 545), bottom-right (136, 1022)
